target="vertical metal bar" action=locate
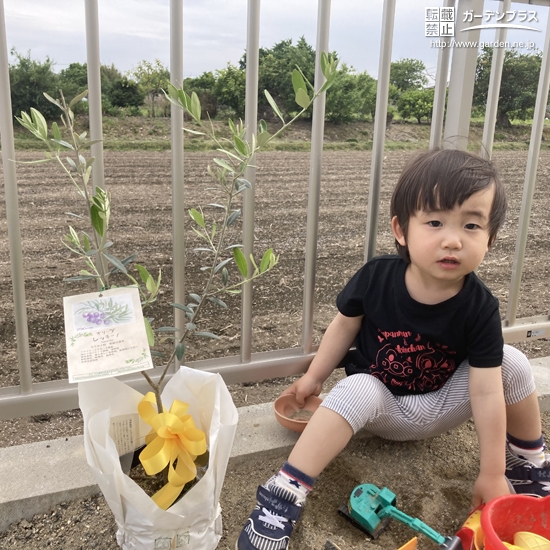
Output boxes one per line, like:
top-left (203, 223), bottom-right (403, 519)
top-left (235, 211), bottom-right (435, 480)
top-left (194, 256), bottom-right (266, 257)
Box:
top-left (84, 0), bottom-right (105, 190)
top-left (301, 0), bottom-right (331, 354)
top-left (171, 0), bottom-right (185, 368)
top-left (505, 6), bottom-right (550, 327)
top-left (429, 0), bottom-right (454, 149)
top-left (480, 0), bottom-right (510, 160)
top-left (443, 0), bottom-right (483, 150)
top-left (240, 0), bottom-right (261, 362)
top-left (0, 0), bottom-right (33, 393)
top-left (364, 0), bottom-right (396, 261)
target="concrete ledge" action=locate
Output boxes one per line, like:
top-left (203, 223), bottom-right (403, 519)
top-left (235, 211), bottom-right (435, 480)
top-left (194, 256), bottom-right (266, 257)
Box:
top-left (1, 356), bottom-right (550, 532)
top-left (0, 435), bottom-right (97, 533)
top-left (229, 401), bottom-right (301, 463)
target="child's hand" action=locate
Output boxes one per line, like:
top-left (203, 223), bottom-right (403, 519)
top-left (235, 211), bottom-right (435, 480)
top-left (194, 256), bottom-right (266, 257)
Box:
top-left (280, 373), bottom-right (323, 407)
top-left (472, 472), bottom-right (511, 507)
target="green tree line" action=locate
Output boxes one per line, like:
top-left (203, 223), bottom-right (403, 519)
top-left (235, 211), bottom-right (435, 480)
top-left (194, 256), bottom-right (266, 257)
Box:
top-left (8, 41), bottom-right (547, 127)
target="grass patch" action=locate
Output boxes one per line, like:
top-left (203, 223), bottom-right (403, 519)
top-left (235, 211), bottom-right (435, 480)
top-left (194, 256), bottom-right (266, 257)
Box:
top-left (267, 141), bottom-right (311, 151)
top-left (13, 137), bottom-right (44, 150)
top-left (492, 141), bottom-right (530, 151)
top-left (12, 137), bottom-right (545, 153)
top-left (8, 114), bottom-right (549, 154)
top-left (184, 140), bottom-right (221, 152)
top-left (384, 140), bottom-right (430, 151)
top-left (104, 140), bottom-right (172, 151)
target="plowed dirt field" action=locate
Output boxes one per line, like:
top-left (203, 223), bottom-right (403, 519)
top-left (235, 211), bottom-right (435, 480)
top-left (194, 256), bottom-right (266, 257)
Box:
top-left (1, 149), bottom-right (549, 385)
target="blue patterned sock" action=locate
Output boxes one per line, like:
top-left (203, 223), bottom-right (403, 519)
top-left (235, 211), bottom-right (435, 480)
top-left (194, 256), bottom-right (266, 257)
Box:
top-left (507, 433), bottom-right (546, 467)
top-left (266, 462), bottom-right (316, 505)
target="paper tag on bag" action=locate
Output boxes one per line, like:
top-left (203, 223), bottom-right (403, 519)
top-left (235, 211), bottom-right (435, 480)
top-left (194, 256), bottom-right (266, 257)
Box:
top-left (110, 413), bottom-right (140, 456)
top-left (64, 287), bottom-right (154, 383)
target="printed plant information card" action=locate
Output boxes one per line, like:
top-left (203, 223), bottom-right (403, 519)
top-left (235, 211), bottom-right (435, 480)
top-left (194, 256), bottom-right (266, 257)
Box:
top-left (64, 287), bottom-right (154, 383)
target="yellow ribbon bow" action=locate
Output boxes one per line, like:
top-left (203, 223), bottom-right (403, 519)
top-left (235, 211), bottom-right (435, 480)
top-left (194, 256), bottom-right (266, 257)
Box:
top-left (137, 392), bottom-right (207, 510)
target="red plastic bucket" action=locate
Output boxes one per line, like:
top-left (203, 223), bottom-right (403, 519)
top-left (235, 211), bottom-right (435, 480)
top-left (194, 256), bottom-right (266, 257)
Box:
top-left (481, 495), bottom-right (550, 550)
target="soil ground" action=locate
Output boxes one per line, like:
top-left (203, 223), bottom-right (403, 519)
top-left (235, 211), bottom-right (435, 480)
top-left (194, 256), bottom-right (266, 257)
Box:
top-left (1, 136), bottom-right (550, 549)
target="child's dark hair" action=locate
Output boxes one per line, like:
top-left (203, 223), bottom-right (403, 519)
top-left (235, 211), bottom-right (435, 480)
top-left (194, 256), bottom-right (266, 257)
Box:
top-left (390, 148), bottom-right (507, 262)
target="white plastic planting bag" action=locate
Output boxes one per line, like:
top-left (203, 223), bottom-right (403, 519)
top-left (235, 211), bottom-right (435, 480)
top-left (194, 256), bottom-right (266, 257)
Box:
top-left (79, 366), bottom-right (238, 550)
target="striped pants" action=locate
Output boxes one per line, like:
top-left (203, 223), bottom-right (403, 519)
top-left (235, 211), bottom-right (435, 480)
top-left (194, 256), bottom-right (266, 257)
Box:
top-left (321, 344), bottom-right (536, 439)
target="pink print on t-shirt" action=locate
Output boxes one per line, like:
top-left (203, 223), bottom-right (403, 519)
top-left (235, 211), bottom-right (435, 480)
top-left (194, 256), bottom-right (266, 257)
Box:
top-left (371, 329), bottom-right (457, 392)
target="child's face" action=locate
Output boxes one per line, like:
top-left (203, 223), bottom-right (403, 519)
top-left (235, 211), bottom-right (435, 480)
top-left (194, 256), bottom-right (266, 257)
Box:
top-left (392, 185), bottom-right (495, 286)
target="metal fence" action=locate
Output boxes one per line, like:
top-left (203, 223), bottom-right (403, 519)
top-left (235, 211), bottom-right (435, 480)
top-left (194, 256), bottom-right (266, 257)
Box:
top-left (0, 0), bottom-right (549, 421)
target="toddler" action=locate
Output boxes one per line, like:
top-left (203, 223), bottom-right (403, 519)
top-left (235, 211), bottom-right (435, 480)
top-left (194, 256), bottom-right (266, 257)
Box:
top-left (236, 148), bottom-right (549, 550)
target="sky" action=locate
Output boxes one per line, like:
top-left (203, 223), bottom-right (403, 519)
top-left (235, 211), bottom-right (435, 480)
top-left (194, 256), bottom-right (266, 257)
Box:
top-left (3, 0), bottom-right (549, 82)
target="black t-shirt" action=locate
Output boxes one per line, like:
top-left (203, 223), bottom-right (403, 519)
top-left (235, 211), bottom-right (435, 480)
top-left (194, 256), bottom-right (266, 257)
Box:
top-left (336, 255), bottom-right (504, 396)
